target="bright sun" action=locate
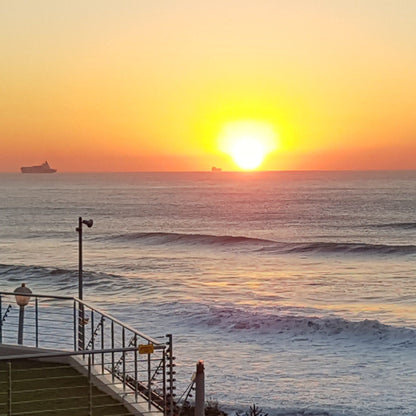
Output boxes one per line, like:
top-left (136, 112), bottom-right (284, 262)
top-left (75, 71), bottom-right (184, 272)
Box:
top-left (218, 121), bottom-right (277, 170)
top-left (230, 137), bottom-right (267, 170)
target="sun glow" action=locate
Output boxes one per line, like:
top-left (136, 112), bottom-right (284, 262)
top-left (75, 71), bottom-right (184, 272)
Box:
top-left (229, 138), bottom-right (266, 170)
top-left (218, 121), bottom-right (277, 170)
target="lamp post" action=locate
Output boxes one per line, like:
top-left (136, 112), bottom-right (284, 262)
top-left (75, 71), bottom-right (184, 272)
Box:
top-left (76, 217), bottom-right (93, 350)
top-left (14, 283), bottom-right (32, 345)
top-left (76, 217), bottom-right (93, 300)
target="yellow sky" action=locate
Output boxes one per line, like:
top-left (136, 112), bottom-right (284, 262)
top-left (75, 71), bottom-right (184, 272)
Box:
top-left (1, 0), bottom-right (415, 171)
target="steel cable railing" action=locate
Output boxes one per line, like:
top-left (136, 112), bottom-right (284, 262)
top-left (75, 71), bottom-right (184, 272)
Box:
top-left (0, 292), bottom-right (176, 416)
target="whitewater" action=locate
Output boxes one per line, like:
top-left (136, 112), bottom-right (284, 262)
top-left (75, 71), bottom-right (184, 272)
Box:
top-left (1, 171), bottom-right (416, 415)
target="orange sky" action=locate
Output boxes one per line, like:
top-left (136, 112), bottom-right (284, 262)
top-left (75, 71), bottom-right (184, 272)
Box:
top-left (1, 0), bottom-right (415, 172)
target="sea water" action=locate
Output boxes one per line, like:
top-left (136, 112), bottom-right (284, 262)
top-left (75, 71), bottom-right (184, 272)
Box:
top-left (0, 171), bottom-right (415, 415)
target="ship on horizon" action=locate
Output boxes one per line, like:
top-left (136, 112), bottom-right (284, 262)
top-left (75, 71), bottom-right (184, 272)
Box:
top-left (21, 161), bottom-right (57, 173)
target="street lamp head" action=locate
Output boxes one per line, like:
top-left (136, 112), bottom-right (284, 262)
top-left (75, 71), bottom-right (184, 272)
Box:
top-left (14, 283), bottom-right (32, 307)
top-left (82, 219), bottom-right (93, 228)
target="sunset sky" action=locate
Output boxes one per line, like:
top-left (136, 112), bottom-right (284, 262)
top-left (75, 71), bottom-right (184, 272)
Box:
top-left (1, 0), bottom-right (415, 172)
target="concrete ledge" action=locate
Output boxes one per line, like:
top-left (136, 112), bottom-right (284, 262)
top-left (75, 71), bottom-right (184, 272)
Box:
top-left (0, 344), bottom-right (164, 416)
top-left (0, 343), bottom-right (70, 364)
top-left (70, 355), bottom-right (163, 416)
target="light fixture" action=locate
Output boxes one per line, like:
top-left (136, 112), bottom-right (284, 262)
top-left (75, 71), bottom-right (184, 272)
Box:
top-left (14, 283), bottom-right (32, 344)
top-left (14, 283), bottom-right (32, 307)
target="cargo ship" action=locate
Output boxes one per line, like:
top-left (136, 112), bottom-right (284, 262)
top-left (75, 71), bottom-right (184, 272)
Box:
top-left (21, 161), bottom-right (57, 173)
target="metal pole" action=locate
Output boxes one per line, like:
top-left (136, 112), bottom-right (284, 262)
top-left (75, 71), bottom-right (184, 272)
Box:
top-left (78, 216), bottom-right (83, 300)
top-left (76, 217), bottom-right (93, 351)
top-left (91, 310), bottom-right (94, 364)
top-left (162, 348), bottom-right (167, 416)
top-left (148, 347), bottom-right (152, 411)
top-left (7, 361), bottom-right (12, 416)
top-left (35, 297), bottom-right (39, 347)
top-left (134, 336), bottom-right (138, 402)
top-left (101, 315), bottom-right (105, 374)
top-left (14, 284), bottom-right (32, 345)
top-left (195, 361), bottom-right (205, 416)
top-left (88, 354), bottom-right (93, 416)
top-left (73, 299), bottom-right (77, 351)
top-left (77, 217), bottom-right (85, 350)
top-left (17, 305), bottom-right (24, 345)
top-left (122, 327), bottom-right (126, 392)
top-left (111, 321), bottom-right (115, 383)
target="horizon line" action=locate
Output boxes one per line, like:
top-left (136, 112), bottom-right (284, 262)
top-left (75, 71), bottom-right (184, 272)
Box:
top-left (2, 168), bottom-right (416, 174)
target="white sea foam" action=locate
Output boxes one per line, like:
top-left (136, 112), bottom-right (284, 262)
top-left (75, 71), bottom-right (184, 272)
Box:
top-left (173, 305), bottom-right (416, 347)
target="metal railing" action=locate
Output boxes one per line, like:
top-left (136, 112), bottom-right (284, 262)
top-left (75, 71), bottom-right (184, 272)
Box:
top-left (0, 292), bottom-right (176, 416)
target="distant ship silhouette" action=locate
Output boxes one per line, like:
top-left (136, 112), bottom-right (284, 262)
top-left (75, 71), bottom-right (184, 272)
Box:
top-left (21, 161), bottom-right (57, 173)
top-left (211, 166), bottom-right (222, 172)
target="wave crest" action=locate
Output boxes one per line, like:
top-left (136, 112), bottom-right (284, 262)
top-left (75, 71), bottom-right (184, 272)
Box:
top-left (106, 232), bottom-right (416, 256)
top-left (185, 306), bottom-right (416, 345)
top-left (107, 232), bottom-right (273, 246)
top-left (258, 241), bottom-right (416, 256)
top-left (0, 263), bottom-right (125, 293)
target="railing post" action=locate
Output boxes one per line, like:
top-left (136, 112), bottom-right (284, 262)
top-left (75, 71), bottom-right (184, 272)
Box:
top-left (122, 327), bottom-right (126, 392)
top-left (162, 348), bottom-right (167, 416)
top-left (134, 335), bottom-right (138, 402)
top-left (101, 315), bottom-right (105, 373)
top-left (88, 354), bottom-right (93, 416)
top-left (195, 361), bottom-right (205, 416)
top-left (35, 297), bottom-right (39, 347)
top-left (148, 346), bottom-right (152, 411)
top-left (111, 321), bottom-right (115, 383)
top-left (73, 299), bottom-right (77, 351)
top-left (7, 361), bottom-right (12, 416)
top-left (91, 310), bottom-right (94, 363)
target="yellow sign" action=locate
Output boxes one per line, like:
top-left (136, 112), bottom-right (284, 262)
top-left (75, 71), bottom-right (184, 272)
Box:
top-left (138, 344), bottom-right (154, 354)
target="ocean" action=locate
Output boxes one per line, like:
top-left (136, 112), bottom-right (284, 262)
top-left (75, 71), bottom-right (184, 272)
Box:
top-left (1, 171), bottom-right (415, 415)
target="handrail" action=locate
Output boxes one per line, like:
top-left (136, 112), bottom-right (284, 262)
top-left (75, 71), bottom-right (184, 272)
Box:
top-left (77, 298), bottom-right (161, 345)
top-left (0, 291), bottom-right (73, 300)
top-left (0, 290), bottom-right (174, 414)
top-left (0, 291), bottom-right (161, 345)
top-left (0, 346), bottom-right (159, 361)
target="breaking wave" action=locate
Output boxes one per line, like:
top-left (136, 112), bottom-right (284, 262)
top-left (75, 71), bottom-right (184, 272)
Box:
top-left (184, 305), bottom-right (416, 345)
top-left (258, 241), bottom-right (416, 256)
top-left (0, 263), bottom-right (127, 294)
top-left (106, 231), bottom-right (273, 246)
top-left (105, 232), bottom-right (416, 256)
